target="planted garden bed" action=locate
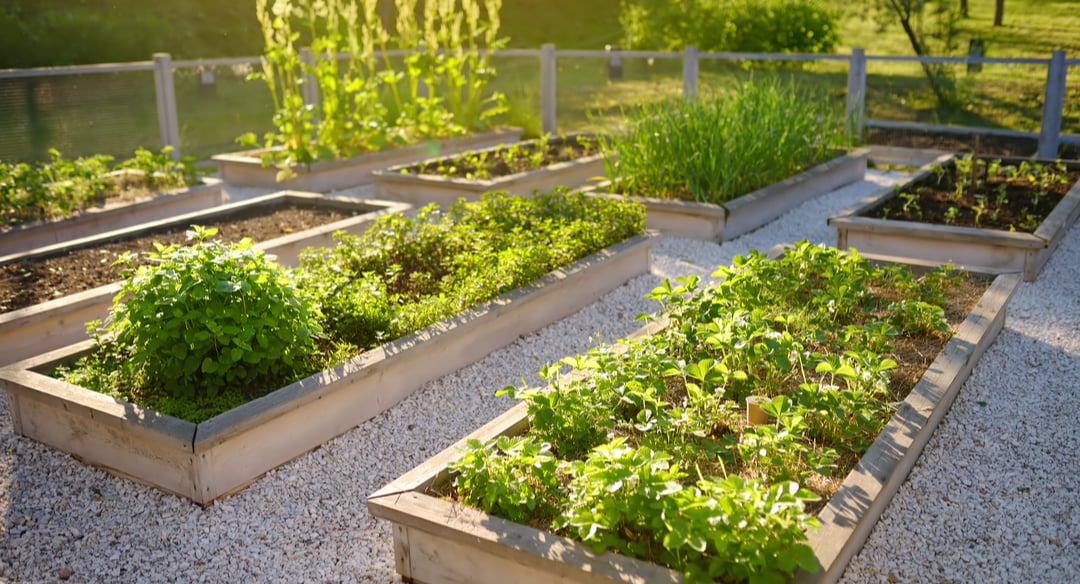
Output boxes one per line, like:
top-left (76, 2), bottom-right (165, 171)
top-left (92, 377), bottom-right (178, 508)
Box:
top-left (368, 243), bottom-right (1021, 584)
top-left (372, 133), bottom-right (606, 206)
top-left (0, 192), bottom-right (410, 365)
top-left (829, 154), bottom-right (1080, 280)
top-left (0, 192), bottom-right (656, 505)
top-left (583, 80), bottom-right (866, 241)
top-left (212, 128), bottom-right (524, 192)
top-left (1, 148), bottom-right (222, 257)
top-left (588, 150), bottom-right (868, 241)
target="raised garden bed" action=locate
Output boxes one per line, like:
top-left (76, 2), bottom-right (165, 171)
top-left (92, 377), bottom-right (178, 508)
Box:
top-left (212, 128), bottom-right (523, 192)
top-left (0, 192), bottom-right (410, 366)
top-left (368, 245), bottom-right (1020, 584)
top-left (829, 154), bottom-right (1080, 281)
top-left (372, 134), bottom-right (606, 206)
top-left (0, 194), bottom-right (656, 505)
top-left (586, 149), bottom-right (869, 241)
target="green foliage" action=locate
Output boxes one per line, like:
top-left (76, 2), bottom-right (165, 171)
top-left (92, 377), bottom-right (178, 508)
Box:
top-left (449, 435), bottom-right (562, 524)
top-left (619, 0), bottom-right (838, 54)
top-left (452, 242), bottom-right (971, 582)
top-left (66, 226), bottom-right (323, 413)
top-left (598, 78), bottom-right (852, 204)
top-left (300, 189), bottom-right (646, 349)
top-left (241, 0), bottom-right (508, 176)
top-left (0, 147), bottom-right (200, 229)
top-left (406, 134), bottom-right (598, 180)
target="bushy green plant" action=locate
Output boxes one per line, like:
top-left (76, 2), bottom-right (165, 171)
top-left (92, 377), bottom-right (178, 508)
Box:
top-left (455, 242), bottom-right (973, 582)
top-left (1, 147), bottom-right (200, 229)
top-left (620, 0), bottom-right (838, 54)
top-left (60, 226), bottom-right (323, 420)
top-left (300, 189), bottom-right (646, 349)
top-left (241, 0), bottom-right (508, 178)
top-left (598, 78), bottom-right (852, 204)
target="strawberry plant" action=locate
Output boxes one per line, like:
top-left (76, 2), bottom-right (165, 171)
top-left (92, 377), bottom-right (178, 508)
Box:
top-left (451, 242), bottom-right (980, 583)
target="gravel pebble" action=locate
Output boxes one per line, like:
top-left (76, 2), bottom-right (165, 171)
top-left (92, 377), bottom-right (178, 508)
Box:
top-left (4, 169), bottom-right (1078, 583)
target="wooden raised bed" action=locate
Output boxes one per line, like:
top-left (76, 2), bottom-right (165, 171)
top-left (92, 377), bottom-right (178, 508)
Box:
top-left (0, 192), bottom-right (411, 366)
top-left (829, 155), bottom-right (1080, 281)
top-left (0, 174), bottom-right (226, 259)
top-left (583, 148), bottom-right (869, 241)
top-left (211, 128), bottom-right (523, 192)
top-left (371, 134), bottom-right (606, 206)
top-left (367, 267), bottom-right (1020, 584)
top-left (0, 230), bottom-right (657, 505)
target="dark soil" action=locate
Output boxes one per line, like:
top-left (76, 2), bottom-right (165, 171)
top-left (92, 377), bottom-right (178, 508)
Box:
top-left (0, 203), bottom-right (350, 313)
top-left (864, 157), bottom-right (1079, 231)
top-left (408, 134), bottom-right (598, 179)
top-left (867, 127), bottom-right (1080, 160)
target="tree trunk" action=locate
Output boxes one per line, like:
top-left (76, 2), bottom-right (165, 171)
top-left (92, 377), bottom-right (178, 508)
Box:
top-left (994, 0), bottom-right (1004, 26)
top-left (895, 12), bottom-right (954, 106)
top-left (960, 0), bottom-right (968, 17)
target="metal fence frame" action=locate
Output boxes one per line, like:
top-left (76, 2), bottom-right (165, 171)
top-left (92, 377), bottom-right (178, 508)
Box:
top-left (0, 46), bottom-right (1075, 161)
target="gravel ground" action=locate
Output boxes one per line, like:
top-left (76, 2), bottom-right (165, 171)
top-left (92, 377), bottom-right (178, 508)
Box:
top-left (2, 169), bottom-right (1078, 583)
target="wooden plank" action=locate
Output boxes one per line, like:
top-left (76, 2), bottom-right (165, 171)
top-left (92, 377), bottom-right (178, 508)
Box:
top-left (841, 229), bottom-right (1034, 276)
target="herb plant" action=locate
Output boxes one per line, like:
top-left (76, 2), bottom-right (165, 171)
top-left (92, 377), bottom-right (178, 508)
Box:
top-left (872, 155), bottom-right (1077, 231)
top-left (405, 134), bottom-right (599, 180)
top-left (56, 190), bottom-right (646, 423)
top-left (241, 0), bottom-right (508, 179)
top-left (1, 147), bottom-right (200, 229)
top-left (450, 242), bottom-right (977, 583)
top-left (59, 226), bottom-right (323, 422)
top-left (597, 78), bottom-right (852, 205)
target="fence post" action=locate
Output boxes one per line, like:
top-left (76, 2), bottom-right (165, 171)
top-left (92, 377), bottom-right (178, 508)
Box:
top-left (152, 53), bottom-right (181, 160)
top-left (682, 46), bottom-right (699, 100)
top-left (1037, 50), bottom-right (1067, 160)
top-left (541, 43), bottom-right (557, 135)
top-left (846, 48), bottom-right (867, 141)
top-left (299, 47), bottom-right (321, 114)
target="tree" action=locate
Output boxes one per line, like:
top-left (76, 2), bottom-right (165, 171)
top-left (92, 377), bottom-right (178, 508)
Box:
top-left (870, 0), bottom-right (962, 108)
top-left (994, 0), bottom-right (1004, 26)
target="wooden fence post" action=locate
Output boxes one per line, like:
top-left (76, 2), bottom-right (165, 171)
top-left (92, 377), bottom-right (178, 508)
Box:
top-left (541, 43), bottom-right (557, 135)
top-left (682, 46), bottom-right (699, 100)
top-left (152, 53), bottom-right (181, 160)
top-left (846, 48), bottom-right (867, 141)
top-left (1037, 50), bottom-right (1067, 160)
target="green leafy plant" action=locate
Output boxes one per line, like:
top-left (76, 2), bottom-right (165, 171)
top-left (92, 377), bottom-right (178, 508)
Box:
top-left (241, 0), bottom-right (508, 179)
top-left (59, 226), bottom-right (323, 420)
top-left (406, 134), bottom-right (599, 180)
top-left (597, 78), bottom-right (852, 204)
top-left (1, 147), bottom-right (200, 229)
top-left (450, 242), bottom-right (977, 582)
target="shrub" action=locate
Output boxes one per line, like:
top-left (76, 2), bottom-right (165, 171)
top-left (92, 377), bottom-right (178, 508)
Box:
top-left (62, 226), bottom-right (323, 420)
top-left (620, 0), bottom-right (838, 54)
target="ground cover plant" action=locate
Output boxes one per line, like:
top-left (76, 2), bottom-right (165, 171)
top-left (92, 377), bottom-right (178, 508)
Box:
top-left (597, 78), bottom-right (852, 205)
top-left (402, 134), bottom-right (599, 180)
top-left (868, 154), bottom-right (1080, 231)
top-left (0, 146), bottom-right (199, 230)
top-left (240, 0), bottom-right (508, 179)
top-left (56, 190), bottom-right (645, 423)
top-left (445, 242), bottom-right (985, 583)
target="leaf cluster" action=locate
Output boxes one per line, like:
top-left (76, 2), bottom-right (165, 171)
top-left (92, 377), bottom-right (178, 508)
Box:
top-left (241, 0), bottom-right (509, 178)
top-left (598, 78), bottom-right (852, 204)
top-left (452, 242), bottom-right (968, 582)
top-left (406, 134), bottom-right (599, 180)
top-left (0, 146), bottom-right (200, 229)
top-left (58, 190), bottom-right (645, 422)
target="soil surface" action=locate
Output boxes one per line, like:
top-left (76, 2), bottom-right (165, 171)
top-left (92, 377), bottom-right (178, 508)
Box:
top-left (0, 204), bottom-right (350, 313)
top-left (864, 157), bottom-right (1079, 231)
top-left (867, 127), bottom-right (1079, 160)
top-left (408, 134), bottom-right (598, 179)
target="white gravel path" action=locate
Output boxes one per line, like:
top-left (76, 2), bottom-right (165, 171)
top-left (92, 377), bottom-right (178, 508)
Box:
top-left (2, 169), bottom-right (1078, 583)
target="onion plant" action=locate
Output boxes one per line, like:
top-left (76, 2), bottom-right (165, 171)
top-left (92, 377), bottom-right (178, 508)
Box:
top-left (598, 78), bottom-right (853, 204)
